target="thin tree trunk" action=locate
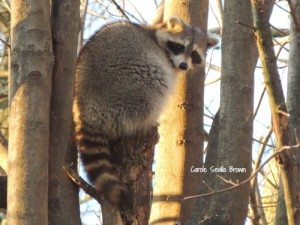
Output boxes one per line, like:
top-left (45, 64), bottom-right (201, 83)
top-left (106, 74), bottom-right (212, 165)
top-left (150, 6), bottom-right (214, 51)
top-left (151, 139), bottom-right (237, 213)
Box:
top-left (188, 2), bottom-right (275, 224)
top-left (48, 1), bottom-right (81, 225)
top-left (252, 1), bottom-right (300, 224)
top-left (281, 2), bottom-right (300, 225)
top-left (8, 0), bottom-right (53, 224)
top-left (205, 1), bottom-right (256, 224)
top-left (150, 1), bottom-right (208, 224)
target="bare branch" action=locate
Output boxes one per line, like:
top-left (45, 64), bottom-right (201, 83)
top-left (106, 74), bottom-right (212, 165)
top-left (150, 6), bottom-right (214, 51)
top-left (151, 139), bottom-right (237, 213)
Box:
top-left (64, 164), bottom-right (103, 205)
top-left (110, 0), bottom-right (129, 20)
top-left (0, 37), bottom-right (10, 48)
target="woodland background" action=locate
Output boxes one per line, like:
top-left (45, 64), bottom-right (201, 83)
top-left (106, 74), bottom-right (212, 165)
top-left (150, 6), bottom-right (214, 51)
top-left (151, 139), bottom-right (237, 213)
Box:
top-left (0, 0), bottom-right (299, 225)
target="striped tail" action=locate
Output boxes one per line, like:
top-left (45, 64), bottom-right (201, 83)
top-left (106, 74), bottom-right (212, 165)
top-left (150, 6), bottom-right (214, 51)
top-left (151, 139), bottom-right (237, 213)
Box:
top-left (76, 132), bottom-right (131, 209)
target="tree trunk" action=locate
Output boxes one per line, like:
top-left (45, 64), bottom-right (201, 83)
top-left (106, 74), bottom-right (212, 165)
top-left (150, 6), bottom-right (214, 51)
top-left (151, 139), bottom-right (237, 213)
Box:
top-left (48, 1), bottom-right (81, 225)
top-left (0, 176), bottom-right (6, 208)
top-left (252, 0), bottom-right (300, 224)
top-left (149, 1), bottom-right (208, 224)
top-left (8, 0), bottom-right (53, 224)
top-left (116, 127), bottom-right (158, 225)
top-left (281, 3), bottom-right (300, 225)
top-left (187, 111), bottom-right (219, 224)
top-left (205, 1), bottom-right (256, 224)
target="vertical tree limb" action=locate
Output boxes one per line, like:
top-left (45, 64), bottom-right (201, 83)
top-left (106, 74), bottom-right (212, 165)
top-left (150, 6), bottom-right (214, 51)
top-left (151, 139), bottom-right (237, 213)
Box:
top-left (283, 0), bottom-right (300, 224)
top-left (252, 0), bottom-right (300, 224)
top-left (150, 1), bottom-right (209, 224)
top-left (188, 2), bottom-right (275, 224)
top-left (48, 1), bottom-right (81, 225)
top-left (9, 0), bottom-right (53, 224)
top-left (203, 1), bottom-right (256, 224)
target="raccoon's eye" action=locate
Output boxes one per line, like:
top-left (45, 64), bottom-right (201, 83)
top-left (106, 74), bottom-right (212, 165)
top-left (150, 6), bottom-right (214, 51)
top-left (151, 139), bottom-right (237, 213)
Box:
top-left (166, 41), bottom-right (185, 55)
top-left (191, 51), bottom-right (202, 64)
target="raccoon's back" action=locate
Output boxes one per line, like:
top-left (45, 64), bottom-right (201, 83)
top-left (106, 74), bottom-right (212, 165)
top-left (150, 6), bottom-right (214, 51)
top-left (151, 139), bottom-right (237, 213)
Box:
top-left (74, 22), bottom-right (173, 138)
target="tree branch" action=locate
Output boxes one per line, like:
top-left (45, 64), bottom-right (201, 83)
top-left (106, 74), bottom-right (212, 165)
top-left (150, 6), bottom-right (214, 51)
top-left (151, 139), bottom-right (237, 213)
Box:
top-left (64, 164), bottom-right (102, 204)
top-left (251, 0), bottom-right (300, 224)
top-left (110, 0), bottom-right (129, 20)
top-left (184, 143), bottom-right (300, 201)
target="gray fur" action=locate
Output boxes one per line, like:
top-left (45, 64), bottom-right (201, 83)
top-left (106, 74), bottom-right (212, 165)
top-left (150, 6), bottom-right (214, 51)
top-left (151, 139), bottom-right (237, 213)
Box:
top-left (73, 17), bottom-right (218, 209)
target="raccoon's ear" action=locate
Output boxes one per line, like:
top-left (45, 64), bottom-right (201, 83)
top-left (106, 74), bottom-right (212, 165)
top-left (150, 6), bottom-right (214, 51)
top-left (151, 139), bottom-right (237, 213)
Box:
top-left (167, 16), bottom-right (184, 32)
top-left (207, 34), bottom-right (219, 49)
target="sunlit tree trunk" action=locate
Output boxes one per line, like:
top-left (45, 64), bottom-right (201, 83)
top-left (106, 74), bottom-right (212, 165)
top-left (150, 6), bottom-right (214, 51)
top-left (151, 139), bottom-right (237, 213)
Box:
top-left (150, 1), bottom-right (208, 224)
top-left (8, 0), bottom-right (53, 224)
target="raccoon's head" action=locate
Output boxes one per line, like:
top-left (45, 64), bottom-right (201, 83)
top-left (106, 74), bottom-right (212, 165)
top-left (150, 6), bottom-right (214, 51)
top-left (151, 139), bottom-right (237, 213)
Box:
top-left (155, 16), bottom-right (218, 71)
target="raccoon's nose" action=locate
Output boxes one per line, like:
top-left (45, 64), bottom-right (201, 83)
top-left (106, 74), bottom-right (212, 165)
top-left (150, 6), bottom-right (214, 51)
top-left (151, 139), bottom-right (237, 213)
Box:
top-left (179, 62), bottom-right (188, 70)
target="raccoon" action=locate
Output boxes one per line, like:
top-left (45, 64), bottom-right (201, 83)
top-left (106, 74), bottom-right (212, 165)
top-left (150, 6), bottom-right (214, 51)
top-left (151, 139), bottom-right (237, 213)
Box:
top-left (73, 17), bottom-right (217, 209)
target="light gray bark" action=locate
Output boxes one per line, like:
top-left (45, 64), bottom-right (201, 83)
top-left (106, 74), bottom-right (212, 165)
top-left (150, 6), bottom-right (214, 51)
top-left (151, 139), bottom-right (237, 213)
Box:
top-left (8, 0), bottom-right (53, 224)
top-left (279, 3), bottom-right (300, 225)
top-left (207, 1), bottom-right (256, 224)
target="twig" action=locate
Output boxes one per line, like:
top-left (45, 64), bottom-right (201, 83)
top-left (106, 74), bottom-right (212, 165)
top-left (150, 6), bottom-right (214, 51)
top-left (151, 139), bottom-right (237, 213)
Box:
top-left (209, 3), bottom-right (222, 33)
top-left (253, 137), bottom-right (275, 148)
top-left (0, 37), bottom-right (10, 48)
top-left (184, 143), bottom-right (300, 201)
top-left (217, 175), bottom-right (238, 186)
top-left (275, 2), bottom-right (290, 14)
top-left (270, 24), bottom-right (289, 36)
top-left (126, 0), bottom-right (147, 23)
top-left (64, 164), bottom-right (103, 204)
top-left (236, 20), bottom-right (256, 31)
top-left (110, 0), bottom-right (129, 20)
top-left (87, 9), bottom-right (109, 20)
top-left (276, 109), bottom-right (290, 117)
top-left (252, 127), bottom-right (273, 189)
top-left (215, 0), bottom-right (224, 29)
top-left (253, 87), bottom-right (266, 119)
top-left (273, 37), bottom-right (289, 52)
top-left (203, 180), bottom-right (214, 193)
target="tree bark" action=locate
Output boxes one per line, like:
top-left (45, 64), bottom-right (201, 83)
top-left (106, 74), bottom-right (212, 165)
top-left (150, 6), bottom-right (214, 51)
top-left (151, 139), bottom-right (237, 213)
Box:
top-left (187, 111), bottom-right (219, 224)
top-left (48, 1), bottom-right (81, 225)
top-left (116, 127), bottom-right (158, 225)
top-left (8, 0), bottom-right (53, 224)
top-left (281, 2), bottom-right (300, 225)
top-left (188, 2), bottom-right (275, 224)
top-left (252, 0), bottom-right (300, 224)
top-left (0, 176), bottom-right (6, 208)
top-left (203, 1), bottom-right (256, 225)
top-left (149, 1), bottom-right (208, 224)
